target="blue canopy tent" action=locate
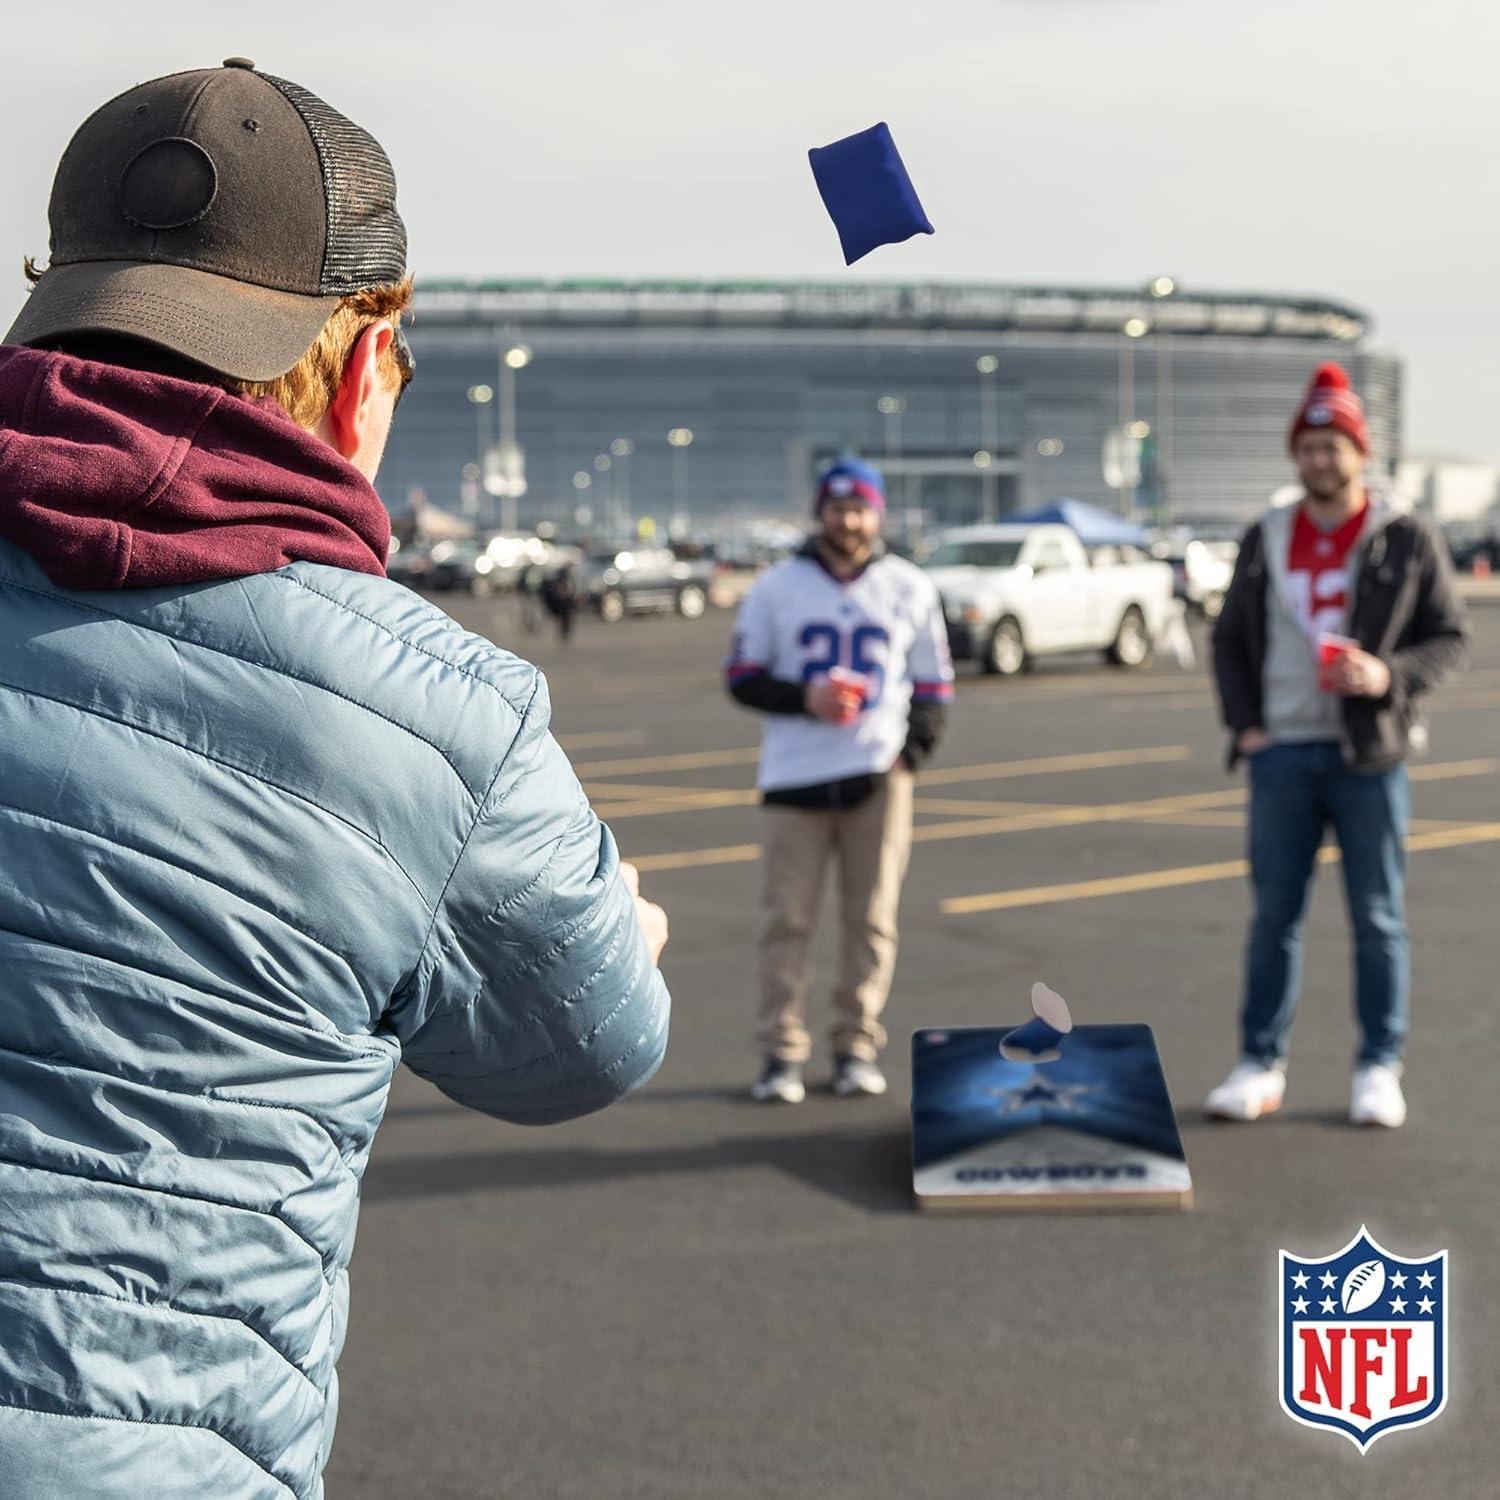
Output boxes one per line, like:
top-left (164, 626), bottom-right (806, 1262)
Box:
top-left (1010, 499), bottom-right (1148, 549)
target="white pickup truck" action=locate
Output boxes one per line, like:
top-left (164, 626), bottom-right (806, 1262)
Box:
top-left (921, 523), bottom-right (1176, 676)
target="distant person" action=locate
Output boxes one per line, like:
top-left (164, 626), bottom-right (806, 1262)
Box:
top-left (725, 459), bottom-right (954, 1102)
top-left (1207, 364), bottom-right (1468, 1128)
top-left (544, 561), bottom-right (581, 642)
top-left (519, 560), bottom-right (547, 633)
top-left (0, 60), bottom-right (669, 1496)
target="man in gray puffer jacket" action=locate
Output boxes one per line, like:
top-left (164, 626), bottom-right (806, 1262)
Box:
top-left (0, 61), bottom-right (670, 1499)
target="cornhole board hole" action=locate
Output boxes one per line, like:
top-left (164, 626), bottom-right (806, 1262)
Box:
top-left (912, 1024), bottom-right (1193, 1212)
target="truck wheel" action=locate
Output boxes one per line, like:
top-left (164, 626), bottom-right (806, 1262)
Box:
top-left (1107, 606), bottom-right (1151, 668)
top-left (984, 617), bottom-right (1027, 677)
top-left (599, 590), bottom-right (626, 623)
top-left (676, 583), bottom-right (707, 619)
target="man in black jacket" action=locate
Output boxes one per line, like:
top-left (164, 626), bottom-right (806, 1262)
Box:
top-left (1207, 364), bottom-right (1469, 1128)
top-left (725, 459), bottom-right (952, 1102)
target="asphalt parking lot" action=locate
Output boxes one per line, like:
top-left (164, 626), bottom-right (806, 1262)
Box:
top-left (327, 595), bottom-right (1500, 1500)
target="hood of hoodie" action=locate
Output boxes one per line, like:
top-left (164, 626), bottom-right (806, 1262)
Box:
top-left (1260, 479), bottom-right (1408, 535)
top-left (0, 344), bottom-right (390, 590)
top-left (1260, 483), bottom-right (1410, 642)
top-left (1258, 482), bottom-right (1405, 608)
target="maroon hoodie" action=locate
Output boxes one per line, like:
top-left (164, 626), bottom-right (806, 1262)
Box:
top-left (0, 345), bottom-right (390, 590)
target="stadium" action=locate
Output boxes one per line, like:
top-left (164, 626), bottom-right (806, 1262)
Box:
top-left (385, 278), bottom-right (1401, 534)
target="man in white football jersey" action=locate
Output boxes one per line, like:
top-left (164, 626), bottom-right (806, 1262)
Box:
top-left (726, 458), bottom-right (953, 1103)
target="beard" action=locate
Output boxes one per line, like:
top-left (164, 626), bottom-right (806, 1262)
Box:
top-left (1301, 473), bottom-right (1352, 502)
top-left (822, 527), bottom-right (866, 557)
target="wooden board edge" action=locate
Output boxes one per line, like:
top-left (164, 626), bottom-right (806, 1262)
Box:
top-left (915, 1186), bottom-right (1194, 1213)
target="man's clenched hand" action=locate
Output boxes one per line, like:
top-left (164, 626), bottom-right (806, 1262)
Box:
top-left (620, 861), bottom-right (669, 965)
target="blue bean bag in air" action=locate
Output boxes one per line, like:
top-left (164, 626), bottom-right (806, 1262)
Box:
top-left (808, 121), bottom-right (935, 265)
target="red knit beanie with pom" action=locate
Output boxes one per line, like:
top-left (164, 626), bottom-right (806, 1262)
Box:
top-left (1289, 362), bottom-right (1368, 454)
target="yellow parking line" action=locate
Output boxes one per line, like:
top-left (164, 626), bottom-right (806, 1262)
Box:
top-left (1136, 812), bottom-right (1246, 829)
top-left (943, 858), bottom-right (1253, 914)
top-left (572, 747), bottom-right (764, 778)
top-left (618, 758), bottom-right (1498, 867)
top-left (623, 784), bottom-right (1236, 872)
top-left (596, 790), bottom-right (759, 819)
top-left (909, 788), bottom-right (1243, 844)
top-left (1110, 809), bottom-right (1466, 832)
top-left (557, 729), bottom-right (649, 751)
top-left (912, 797), bottom-right (1074, 817)
top-left (1407, 758), bottom-right (1498, 780)
top-left (585, 781), bottom-right (750, 801)
top-left (942, 822), bottom-right (1500, 915)
top-left (917, 745), bottom-right (1193, 787)
top-left (585, 745), bottom-right (1195, 821)
top-left (631, 843), bottom-right (763, 873)
top-left (1404, 821), bottom-right (1500, 853)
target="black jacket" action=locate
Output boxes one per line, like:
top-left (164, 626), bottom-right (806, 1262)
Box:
top-left (1212, 508), bottom-right (1469, 773)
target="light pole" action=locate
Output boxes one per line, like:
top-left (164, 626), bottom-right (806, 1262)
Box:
top-left (459, 460), bottom-right (481, 521)
top-left (1148, 276), bottom-right (1177, 528)
top-left (1120, 318), bottom-right (1149, 518)
top-left (571, 470), bottom-right (593, 532)
top-left (466, 384), bottom-right (493, 522)
top-left (496, 341), bottom-right (532, 534)
top-left (667, 427), bottom-right (694, 531)
top-left (973, 448), bottom-right (994, 525)
top-left (610, 437), bottom-right (634, 530)
top-left (593, 453), bottom-right (614, 536)
top-left (976, 355), bottom-right (999, 522)
top-left (467, 384), bottom-right (493, 471)
top-left (877, 394), bottom-right (906, 508)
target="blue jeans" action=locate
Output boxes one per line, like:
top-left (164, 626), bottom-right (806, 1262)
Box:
top-left (1240, 741), bottom-right (1410, 1068)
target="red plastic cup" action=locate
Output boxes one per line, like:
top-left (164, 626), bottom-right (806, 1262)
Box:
top-left (1318, 632), bottom-right (1357, 667)
top-left (1318, 632), bottom-right (1357, 692)
top-left (826, 666), bottom-right (868, 723)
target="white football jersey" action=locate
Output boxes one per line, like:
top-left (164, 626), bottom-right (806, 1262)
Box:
top-left (727, 550), bottom-right (954, 792)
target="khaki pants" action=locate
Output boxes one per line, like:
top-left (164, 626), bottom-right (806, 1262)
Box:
top-left (758, 768), bottom-right (914, 1064)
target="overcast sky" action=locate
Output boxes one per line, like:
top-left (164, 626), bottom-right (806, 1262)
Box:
top-left (5, 1), bottom-right (1498, 460)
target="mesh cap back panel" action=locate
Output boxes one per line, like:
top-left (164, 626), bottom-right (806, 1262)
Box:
top-left (261, 72), bottom-right (407, 294)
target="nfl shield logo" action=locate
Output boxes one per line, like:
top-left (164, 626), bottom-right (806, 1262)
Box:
top-left (1279, 1226), bottom-right (1448, 1451)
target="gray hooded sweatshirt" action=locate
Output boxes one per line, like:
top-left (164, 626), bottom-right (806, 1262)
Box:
top-left (1260, 490), bottom-right (1406, 744)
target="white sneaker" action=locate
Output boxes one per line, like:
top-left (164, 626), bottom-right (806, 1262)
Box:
top-left (1204, 1061), bottom-right (1286, 1121)
top-left (750, 1057), bottom-right (805, 1104)
top-left (1350, 1064), bottom-right (1406, 1128)
top-left (832, 1055), bottom-right (888, 1098)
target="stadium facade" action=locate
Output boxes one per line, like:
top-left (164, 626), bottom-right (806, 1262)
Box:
top-left (384, 279), bottom-right (1401, 533)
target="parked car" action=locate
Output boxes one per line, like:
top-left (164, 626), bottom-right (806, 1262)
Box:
top-left (922, 523), bottom-right (1175, 675)
top-left (1157, 537), bottom-right (1237, 618)
top-left (1447, 530), bottom-right (1499, 573)
top-left (581, 547), bottom-right (715, 622)
top-left (424, 539), bottom-right (501, 595)
top-left (479, 533), bottom-right (559, 590)
top-left (385, 538), bottom-right (435, 591)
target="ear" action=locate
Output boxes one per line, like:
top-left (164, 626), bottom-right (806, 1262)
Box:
top-left (321, 322), bottom-right (395, 459)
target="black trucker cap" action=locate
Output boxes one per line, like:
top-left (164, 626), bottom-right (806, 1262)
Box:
top-left (5, 58), bottom-right (407, 382)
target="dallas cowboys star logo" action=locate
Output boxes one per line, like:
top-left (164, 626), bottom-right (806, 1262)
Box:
top-left (988, 1077), bottom-right (1099, 1115)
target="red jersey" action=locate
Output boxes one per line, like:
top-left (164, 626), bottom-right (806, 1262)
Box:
top-left (1285, 497), bottom-right (1368, 639)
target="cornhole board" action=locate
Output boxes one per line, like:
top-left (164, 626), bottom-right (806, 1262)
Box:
top-left (912, 1024), bottom-right (1192, 1212)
